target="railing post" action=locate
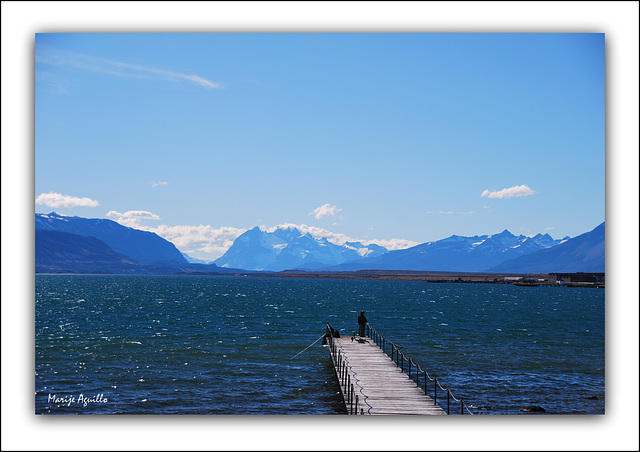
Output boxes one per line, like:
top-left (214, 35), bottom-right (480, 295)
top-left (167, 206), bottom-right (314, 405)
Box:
top-left (434, 376), bottom-right (437, 406)
top-left (401, 352), bottom-right (404, 373)
top-left (447, 387), bottom-right (450, 415)
top-left (355, 394), bottom-right (359, 415)
top-left (461, 399), bottom-right (464, 415)
top-left (423, 370), bottom-right (427, 394)
top-left (350, 384), bottom-right (354, 414)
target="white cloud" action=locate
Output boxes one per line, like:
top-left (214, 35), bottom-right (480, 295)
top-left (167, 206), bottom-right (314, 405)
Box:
top-left (35, 192), bottom-right (99, 208)
top-left (362, 238), bottom-right (420, 251)
top-left (147, 224), bottom-right (247, 260)
top-left (309, 203), bottom-right (342, 220)
top-left (36, 46), bottom-right (221, 90)
top-left (152, 181), bottom-right (168, 188)
top-left (107, 210), bottom-right (160, 220)
top-left (481, 184), bottom-right (536, 199)
top-left (426, 210), bottom-right (476, 215)
top-left (106, 210), bottom-right (161, 228)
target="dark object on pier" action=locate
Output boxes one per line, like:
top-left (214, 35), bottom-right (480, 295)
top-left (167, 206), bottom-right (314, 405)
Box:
top-left (322, 324), bottom-right (340, 345)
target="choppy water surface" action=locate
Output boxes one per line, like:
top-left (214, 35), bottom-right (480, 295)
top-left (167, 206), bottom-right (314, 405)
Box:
top-left (35, 275), bottom-right (604, 415)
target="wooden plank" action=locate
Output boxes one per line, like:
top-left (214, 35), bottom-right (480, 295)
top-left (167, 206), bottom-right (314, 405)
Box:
top-left (328, 335), bottom-right (447, 415)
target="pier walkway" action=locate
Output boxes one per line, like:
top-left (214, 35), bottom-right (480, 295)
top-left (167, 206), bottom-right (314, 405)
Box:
top-left (326, 324), bottom-right (450, 415)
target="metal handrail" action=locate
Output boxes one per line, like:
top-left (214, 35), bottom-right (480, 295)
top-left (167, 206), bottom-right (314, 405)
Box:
top-left (326, 323), bottom-right (364, 415)
top-left (365, 323), bottom-right (473, 415)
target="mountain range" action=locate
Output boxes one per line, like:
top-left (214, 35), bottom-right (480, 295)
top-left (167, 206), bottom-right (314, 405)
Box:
top-left (213, 225), bottom-right (387, 271)
top-left (36, 212), bottom-right (187, 265)
top-left (35, 212), bottom-right (605, 275)
top-left (487, 222), bottom-right (604, 273)
top-left (323, 230), bottom-right (570, 272)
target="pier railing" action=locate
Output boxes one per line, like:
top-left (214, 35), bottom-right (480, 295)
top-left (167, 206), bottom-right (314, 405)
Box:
top-left (325, 324), bottom-right (364, 415)
top-left (365, 323), bottom-right (474, 415)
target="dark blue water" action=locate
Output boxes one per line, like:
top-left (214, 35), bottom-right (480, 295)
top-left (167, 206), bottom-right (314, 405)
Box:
top-left (35, 275), bottom-right (604, 415)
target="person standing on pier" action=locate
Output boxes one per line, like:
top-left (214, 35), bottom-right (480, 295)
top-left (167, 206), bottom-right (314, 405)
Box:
top-left (358, 311), bottom-right (367, 337)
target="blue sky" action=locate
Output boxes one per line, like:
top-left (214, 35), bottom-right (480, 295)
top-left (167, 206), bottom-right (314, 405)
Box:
top-left (35, 33), bottom-right (605, 260)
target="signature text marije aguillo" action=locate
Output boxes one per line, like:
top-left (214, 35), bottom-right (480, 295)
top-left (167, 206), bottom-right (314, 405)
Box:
top-left (48, 393), bottom-right (108, 407)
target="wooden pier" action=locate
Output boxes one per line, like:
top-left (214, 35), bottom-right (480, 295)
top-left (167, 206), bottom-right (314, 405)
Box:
top-left (326, 325), bottom-right (448, 415)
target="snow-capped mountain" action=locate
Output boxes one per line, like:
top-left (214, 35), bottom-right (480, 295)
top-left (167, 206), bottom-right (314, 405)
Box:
top-left (327, 229), bottom-right (570, 272)
top-left (487, 223), bottom-right (604, 273)
top-left (213, 225), bottom-right (388, 271)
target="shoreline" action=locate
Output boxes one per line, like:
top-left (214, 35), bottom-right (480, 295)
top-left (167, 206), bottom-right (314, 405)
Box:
top-left (246, 270), bottom-right (605, 288)
top-left (35, 270), bottom-right (605, 288)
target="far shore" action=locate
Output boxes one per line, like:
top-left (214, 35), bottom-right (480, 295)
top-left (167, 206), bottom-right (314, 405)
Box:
top-left (243, 270), bottom-right (605, 288)
top-left (36, 269), bottom-right (605, 288)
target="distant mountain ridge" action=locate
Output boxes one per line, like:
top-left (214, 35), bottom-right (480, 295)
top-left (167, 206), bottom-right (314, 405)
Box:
top-left (36, 212), bottom-right (187, 264)
top-left (213, 225), bottom-right (387, 271)
top-left (487, 222), bottom-right (604, 273)
top-left (324, 229), bottom-right (570, 272)
top-left (36, 229), bottom-right (139, 273)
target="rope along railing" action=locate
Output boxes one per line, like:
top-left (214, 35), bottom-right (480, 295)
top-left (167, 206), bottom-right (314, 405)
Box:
top-left (366, 323), bottom-right (474, 415)
top-left (326, 324), bottom-right (367, 415)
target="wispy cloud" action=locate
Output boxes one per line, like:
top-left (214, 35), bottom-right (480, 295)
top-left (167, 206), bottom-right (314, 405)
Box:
top-left (309, 203), bottom-right (342, 220)
top-left (361, 237), bottom-right (420, 251)
top-left (36, 46), bottom-right (221, 90)
top-left (35, 192), bottom-right (99, 208)
top-left (152, 181), bottom-right (168, 188)
top-left (107, 210), bottom-right (160, 227)
top-left (426, 210), bottom-right (476, 215)
top-left (481, 184), bottom-right (536, 199)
